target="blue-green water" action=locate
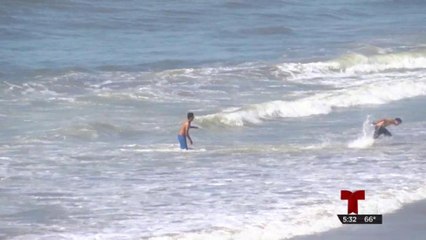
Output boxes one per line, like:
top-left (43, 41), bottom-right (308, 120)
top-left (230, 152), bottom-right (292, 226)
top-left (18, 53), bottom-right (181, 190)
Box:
top-left (1, 1), bottom-right (426, 239)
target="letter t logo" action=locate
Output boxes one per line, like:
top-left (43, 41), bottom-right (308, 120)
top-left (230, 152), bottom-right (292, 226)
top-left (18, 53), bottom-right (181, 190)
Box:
top-left (341, 190), bottom-right (365, 214)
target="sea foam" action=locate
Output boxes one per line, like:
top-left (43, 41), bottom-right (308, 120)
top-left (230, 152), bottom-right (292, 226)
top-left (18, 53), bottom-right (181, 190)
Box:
top-left (348, 116), bottom-right (375, 149)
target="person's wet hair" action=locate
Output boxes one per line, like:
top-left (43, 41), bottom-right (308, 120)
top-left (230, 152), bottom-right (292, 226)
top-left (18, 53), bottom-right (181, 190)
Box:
top-left (187, 112), bottom-right (194, 119)
top-left (395, 117), bottom-right (402, 124)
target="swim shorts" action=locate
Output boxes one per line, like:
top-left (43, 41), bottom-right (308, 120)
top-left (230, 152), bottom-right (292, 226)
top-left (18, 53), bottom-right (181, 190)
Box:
top-left (374, 126), bottom-right (392, 139)
top-left (177, 135), bottom-right (188, 150)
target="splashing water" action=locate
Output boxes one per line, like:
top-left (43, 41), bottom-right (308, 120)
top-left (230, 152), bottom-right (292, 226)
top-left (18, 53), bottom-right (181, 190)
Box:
top-left (348, 115), bottom-right (375, 149)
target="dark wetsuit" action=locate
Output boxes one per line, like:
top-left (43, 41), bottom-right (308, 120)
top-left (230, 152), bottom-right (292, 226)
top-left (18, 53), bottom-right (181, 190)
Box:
top-left (374, 126), bottom-right (392, 139)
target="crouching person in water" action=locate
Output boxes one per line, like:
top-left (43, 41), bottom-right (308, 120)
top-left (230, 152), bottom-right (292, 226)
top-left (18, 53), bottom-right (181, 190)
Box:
top-left (373, 117), bottom-right (402, 139)
top-left (177, 112), bottom-right (198, 150)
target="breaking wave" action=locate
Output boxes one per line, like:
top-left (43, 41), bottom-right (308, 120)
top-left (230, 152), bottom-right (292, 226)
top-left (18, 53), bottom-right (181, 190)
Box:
top-left (199, 77), bottom-right (426, 126)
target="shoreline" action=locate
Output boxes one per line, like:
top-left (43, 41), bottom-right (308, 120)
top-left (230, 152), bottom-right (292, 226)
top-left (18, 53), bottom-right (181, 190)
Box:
top-left (290, 199), bottom-right (426, 240)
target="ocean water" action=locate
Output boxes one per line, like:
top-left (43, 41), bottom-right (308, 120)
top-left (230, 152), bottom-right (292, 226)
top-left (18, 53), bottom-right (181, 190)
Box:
top-left (1, 0), bottom-right (426, 239)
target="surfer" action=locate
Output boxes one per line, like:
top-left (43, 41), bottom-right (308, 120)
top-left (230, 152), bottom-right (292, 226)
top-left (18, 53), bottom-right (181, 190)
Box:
top-left (177, 112), bottom-right (198, 150)
top-left (373, 117), bottom-right (402, 139)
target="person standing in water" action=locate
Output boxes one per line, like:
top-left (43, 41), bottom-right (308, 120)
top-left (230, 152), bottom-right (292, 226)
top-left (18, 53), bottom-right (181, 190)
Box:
top-left (373, 117), bottom-right (402, 139)
top-left (177, 112), bottom-right (198, 150)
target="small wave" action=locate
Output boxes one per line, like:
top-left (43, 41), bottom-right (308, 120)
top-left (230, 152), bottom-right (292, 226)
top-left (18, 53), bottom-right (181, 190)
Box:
top-left (58, 122), bottom-right (137, 140)
top-left (120, 144), bottom-right (206, 153)
top-left (120, 142), bottom-right (331, 155)
top-left (273, 49), bottom-right (426, 84)
top-left (333, 50), bottom-right (426, 73)
top-left (214, 143), bottom-right (332, 154)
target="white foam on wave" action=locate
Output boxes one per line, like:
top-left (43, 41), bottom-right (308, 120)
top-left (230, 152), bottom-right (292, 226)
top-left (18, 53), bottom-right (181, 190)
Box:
top-left (336, 50), bottom-right (426, 73)
top-left (274, 49), bottom-right (426, 83)
top-left (120, 144), bottom-right (207, 153)
top-left (8, 186), bottom-right (426, 240)
top-left (147, 210), bottom-right (340, 240)
top-left (8, 233), bottom-right (135, 240)
top-left (199, 77), bottom-right (426, 126)
top-left (145, 186), bottom-right (426, 240)
top-left (348, 115), bottom-right (375, 149)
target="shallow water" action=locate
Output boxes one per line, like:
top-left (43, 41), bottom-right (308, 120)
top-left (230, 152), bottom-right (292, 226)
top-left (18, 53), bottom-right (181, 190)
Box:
top-left (1, 0), bottom-right (426, 239)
